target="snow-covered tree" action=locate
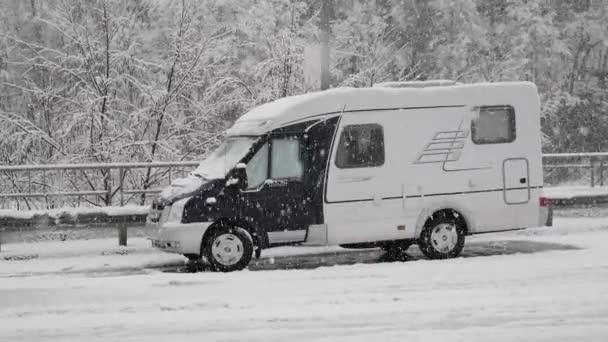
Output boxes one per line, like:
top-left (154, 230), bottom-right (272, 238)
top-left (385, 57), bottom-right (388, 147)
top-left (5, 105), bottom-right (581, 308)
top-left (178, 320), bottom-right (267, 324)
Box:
top-left (3, 0), bottom-right (608, 208)
top-left (332, 1), bottom-right (405, 87)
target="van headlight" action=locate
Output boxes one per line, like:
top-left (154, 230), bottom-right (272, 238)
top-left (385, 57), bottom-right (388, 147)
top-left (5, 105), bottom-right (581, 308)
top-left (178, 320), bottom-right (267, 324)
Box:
top-left (167, 197), bottom-right (189, 223)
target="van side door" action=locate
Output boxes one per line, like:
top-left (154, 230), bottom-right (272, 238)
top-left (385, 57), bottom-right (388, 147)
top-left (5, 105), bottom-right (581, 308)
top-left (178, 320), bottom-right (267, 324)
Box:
top-left (324, 112), bottom-right (406, 244)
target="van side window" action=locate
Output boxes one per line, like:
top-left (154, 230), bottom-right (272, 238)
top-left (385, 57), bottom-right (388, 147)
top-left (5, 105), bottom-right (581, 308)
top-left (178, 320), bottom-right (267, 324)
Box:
top-left (246, 143), bottom-right (268, 189)
top-left (471, 106), bottom-right (516, 144)
top-left (335, 124), bottom-right (385, 169)
top-left (271, 137), bottom-right (304, 180)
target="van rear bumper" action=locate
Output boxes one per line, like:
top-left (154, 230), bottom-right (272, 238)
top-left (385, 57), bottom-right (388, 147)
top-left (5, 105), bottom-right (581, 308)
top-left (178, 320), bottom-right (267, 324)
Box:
top-left (149, 221), bottom-right (212, 256)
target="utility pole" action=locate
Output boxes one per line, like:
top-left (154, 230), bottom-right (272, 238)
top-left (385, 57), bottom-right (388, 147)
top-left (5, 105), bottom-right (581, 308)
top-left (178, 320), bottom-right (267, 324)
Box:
top-left (320, 0), bottom-right (331, 90)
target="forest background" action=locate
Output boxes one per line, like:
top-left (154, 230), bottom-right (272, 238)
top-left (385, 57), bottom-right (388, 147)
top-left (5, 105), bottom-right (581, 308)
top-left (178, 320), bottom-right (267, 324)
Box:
top-left (0, 0), bottom-right (607, 207)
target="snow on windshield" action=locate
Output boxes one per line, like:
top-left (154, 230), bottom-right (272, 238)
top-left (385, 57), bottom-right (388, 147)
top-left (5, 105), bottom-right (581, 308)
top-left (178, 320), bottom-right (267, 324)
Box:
top-left (193, 137), bottom-right (257, 179)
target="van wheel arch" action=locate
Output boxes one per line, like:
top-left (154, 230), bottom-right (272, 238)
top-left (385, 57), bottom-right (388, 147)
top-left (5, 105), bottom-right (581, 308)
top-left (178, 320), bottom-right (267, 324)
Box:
top-left (201, 218), bottom-right (265, 255)
top-left (416, 208), bottom-right (470, 238)
top-left (427, 209), bottom-right (468, 233)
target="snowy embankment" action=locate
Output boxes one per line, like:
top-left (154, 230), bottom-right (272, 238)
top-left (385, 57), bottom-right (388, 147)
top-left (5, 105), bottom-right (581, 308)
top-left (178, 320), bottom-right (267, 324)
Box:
top-left (0, 217), bottom-right (607, 341)
top-left (0, 214), bottom-right (607, 277)
top-left (0, 205), bottom-right (150, 220)
top-left (0, 236), bottom-right (352, 277)
top-left (0, 238), bottom-right (185, 277)
top-left (543, 185), bottom-right (608, 199)
top-left (0, 205), bottom-right (151, 244)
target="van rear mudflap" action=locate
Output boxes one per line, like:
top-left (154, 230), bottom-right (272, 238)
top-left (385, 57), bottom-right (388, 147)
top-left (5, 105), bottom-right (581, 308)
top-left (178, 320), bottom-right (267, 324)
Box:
top-left (302, 224), bottom-right (328, 246)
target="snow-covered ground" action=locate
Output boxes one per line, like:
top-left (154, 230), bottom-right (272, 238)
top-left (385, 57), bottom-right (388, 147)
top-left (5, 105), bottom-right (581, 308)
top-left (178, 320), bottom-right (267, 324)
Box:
top-left (0, 238), bottom-right (185, 277)
top-left (0, 237), bottom-right (356, 276)
top-left (1, 217), bottom-right (608, 341)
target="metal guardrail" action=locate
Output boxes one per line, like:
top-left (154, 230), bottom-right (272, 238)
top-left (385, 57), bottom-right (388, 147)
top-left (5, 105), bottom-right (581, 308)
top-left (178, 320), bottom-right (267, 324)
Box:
top-left (1, 153), bottom-right (608, 249)
top-left (0, 161), bottom-right (200, 210)
top-left (543, 152), bottom-right (608, 187)
top-left (0, 153), bottom-right (606, 210)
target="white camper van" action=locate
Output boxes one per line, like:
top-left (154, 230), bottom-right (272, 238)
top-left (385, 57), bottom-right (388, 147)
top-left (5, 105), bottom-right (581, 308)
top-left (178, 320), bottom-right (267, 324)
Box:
top-left (148, 81), bottom-right (551, 272)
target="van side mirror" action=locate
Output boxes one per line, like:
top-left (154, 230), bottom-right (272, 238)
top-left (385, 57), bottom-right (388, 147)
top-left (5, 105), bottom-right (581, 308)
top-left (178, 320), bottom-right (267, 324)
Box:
top-left (226, 163), bottom-right (248, 190)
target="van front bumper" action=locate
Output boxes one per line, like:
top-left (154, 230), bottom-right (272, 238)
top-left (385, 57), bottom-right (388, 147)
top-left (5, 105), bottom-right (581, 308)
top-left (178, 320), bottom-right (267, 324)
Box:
top-left (149, 221), bottom-right (213, 256)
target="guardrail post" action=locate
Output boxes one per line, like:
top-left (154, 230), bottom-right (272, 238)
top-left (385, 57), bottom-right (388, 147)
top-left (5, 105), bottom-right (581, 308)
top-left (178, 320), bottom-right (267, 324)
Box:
top-left (591, 158), bottom-right (595, 187)
top-left (601, 160), bottom-right (605, 187)
top-left (105, 167), bottom-right (112, 206)
top-left (118, 224), bottom-right (128, 246)
top-left (59, 169), bottom-right (64, 207)
top-left (119, 167), bottom-right (125, 206)
top-left (42, 169), bottom-right (47, 208)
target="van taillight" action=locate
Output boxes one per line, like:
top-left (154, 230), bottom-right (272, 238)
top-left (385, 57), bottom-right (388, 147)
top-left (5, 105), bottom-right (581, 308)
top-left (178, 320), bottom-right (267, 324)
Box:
top-left (539, 197), bottom-right (549, 207)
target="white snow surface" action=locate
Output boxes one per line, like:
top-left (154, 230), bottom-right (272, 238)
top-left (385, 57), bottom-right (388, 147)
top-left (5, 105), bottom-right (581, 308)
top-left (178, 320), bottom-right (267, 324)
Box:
top-left (373, 79), bottom-right (460, 88)
top-left (1, 217), bottom-right (608, 341)
top-left (0, 237), bottom-right (349, 277)
top-left (0, 205), bottom-right (150, 220)
top-left (0, 238), bottom-right (185, 276)
top-left (544, 185), bottom-right (608, 199)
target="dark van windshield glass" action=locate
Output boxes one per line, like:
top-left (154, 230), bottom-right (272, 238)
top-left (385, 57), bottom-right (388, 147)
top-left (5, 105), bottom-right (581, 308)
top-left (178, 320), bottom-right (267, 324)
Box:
top-left (193, 137), bottom-right (257, 179)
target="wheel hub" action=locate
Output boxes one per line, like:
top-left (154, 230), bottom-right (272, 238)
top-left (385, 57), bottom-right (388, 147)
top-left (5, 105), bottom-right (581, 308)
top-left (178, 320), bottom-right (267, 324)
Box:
top-left (430, 223), bottom-right (458, 253)
top-left (211, 233), bottom-right (244, 266)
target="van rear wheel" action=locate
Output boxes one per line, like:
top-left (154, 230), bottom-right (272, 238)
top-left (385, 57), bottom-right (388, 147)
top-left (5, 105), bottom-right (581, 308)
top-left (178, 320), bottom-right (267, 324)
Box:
top-left (418, 211), bottom-right (466, 259)
top-left (203, 225), bottom-right (253, 272)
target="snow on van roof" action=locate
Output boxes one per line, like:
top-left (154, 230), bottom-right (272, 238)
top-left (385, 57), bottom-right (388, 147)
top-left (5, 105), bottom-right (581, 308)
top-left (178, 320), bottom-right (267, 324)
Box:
top-left (373, 80), bottom-right (461, 88)
top-left (227, 81), bottom-right (538, 136)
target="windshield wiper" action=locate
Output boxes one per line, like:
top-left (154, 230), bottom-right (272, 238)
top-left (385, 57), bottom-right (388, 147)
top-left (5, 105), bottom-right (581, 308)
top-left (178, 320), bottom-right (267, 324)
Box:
top-left (192, 173), bottom-right (208, 180)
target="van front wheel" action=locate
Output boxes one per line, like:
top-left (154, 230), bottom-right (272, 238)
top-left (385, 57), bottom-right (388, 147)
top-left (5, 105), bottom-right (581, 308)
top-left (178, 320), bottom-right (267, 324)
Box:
top-left (418, 211), bottom-right (466, 259)
top-left (203, 226), bottom-right (253, 272)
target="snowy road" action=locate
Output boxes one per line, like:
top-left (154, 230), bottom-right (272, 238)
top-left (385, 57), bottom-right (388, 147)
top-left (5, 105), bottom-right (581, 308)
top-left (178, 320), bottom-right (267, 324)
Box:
top-left (1, 218), bottom-right (608, 341)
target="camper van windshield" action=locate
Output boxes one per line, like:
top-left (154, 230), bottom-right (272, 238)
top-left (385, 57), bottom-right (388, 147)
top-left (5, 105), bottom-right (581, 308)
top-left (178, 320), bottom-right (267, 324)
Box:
top-left (192, 137), bottom-right (257, 180)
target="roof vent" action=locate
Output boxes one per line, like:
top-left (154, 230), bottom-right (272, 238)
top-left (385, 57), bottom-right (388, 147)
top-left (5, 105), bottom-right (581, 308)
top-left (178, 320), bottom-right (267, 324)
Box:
top-left (373, 80), bottom-right (461, 88)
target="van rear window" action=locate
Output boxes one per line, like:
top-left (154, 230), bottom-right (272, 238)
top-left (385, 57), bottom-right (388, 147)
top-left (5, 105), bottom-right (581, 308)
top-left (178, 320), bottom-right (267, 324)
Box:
top-left (335, 124), bottom-right (385, 169)
top-left (471, 106), bottom-right (516, 144)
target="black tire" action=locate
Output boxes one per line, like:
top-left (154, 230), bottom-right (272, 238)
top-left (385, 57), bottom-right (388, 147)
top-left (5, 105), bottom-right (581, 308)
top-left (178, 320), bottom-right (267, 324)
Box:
top-left (380, 240), bottom-right (413, 261)
top-left (183, 254), bottom-right (200, 262)
top-left (418, 211), bottom-right (466, 259)
top-left (202, 225), bottom-right (254, 272)
top-left (183, 254), bottom-right (206, 273)
top-left (381, 240), bottom-right (413, 253)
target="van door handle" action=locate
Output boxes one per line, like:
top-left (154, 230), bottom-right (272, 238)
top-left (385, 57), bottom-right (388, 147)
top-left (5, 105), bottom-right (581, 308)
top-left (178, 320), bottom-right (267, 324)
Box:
top-left (519, 177), bottom-right (527, 184)
top-left (265, 179), bottom-right (288, 187)
top-left (337, 176), bottom-right (374, 183)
